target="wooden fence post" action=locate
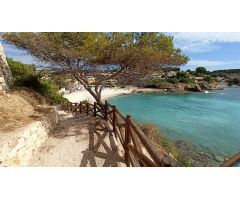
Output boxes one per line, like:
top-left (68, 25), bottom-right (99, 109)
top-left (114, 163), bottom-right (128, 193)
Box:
top-left (125, 115), bottom-right (131, 167)
top-left (104, 101), bottom-right (108, 121)
top-left (112, 106), bottom-right (116, 132)
top-left (75, 103), bottom-right (77, 114)
top-left (86, 102), bottom-right (89, 116)
top-left (94, 102), bottom-right (97, 117)
top-left (67, 102), bottom-right (70, 112)
top-left (79, 102), bottom-right (82, 113)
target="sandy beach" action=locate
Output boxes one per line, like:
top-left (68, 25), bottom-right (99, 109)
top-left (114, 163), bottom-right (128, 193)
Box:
top-left (64, 87), bottom-right (135, 103)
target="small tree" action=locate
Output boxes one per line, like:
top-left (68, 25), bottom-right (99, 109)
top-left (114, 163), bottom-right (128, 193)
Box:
top-left (196, 66), bottom-right (207, 75)
top-left (3, 33), bottom-right (189, 105)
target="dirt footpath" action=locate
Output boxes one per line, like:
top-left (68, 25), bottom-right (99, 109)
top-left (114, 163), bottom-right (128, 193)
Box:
top-left (30, 111), bottom-right (126, 167)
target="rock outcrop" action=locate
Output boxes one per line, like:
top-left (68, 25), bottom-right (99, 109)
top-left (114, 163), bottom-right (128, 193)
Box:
top-left (0, 42), bottom-right (13, 91)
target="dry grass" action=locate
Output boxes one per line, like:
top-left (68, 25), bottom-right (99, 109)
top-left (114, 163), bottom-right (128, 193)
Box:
top-left (11, 87), bottom-right (46, 107)
top-left (0, 88), bottom-right (49, 132)
top-left (139, 123), bottom-right (192, 166)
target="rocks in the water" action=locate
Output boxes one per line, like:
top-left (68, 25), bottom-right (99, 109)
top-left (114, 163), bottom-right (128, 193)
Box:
top-left (184, 83), bottom-right (202, 92)
top-left (199, 83), bottom-right (211, 90)
top-left (173, 140), bottom-right (219, 167)
top-left (194, 84), bottom-right (202, 92)
top-left (214, 155), bottom-right (226, 162)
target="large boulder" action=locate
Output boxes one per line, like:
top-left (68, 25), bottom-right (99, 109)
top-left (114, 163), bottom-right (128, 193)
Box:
top-left (0, 42), bottom-right (13, 91)
top-left (185, 83), bottom-right (202, 92)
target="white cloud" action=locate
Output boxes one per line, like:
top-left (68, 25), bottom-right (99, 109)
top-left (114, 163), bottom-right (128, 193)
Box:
top-left (180, 41), bottom-right (220, 53)
top-left (188, 59), bottom-right (227, 66)
top-left (188, 59), bottom-right (240, 67)
top-left (173, 32), bottom-right (240, 43)
top-left (169, 32), bottom-right (240, 53)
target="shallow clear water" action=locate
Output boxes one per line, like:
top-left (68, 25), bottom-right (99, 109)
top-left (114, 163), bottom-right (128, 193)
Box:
top-left (109, 87), bottom-right (240, 157)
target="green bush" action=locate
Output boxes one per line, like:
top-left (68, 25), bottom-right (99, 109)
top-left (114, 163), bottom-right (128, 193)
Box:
top-left (228, 78), bottom-right (240, 85)
top-left (176, 71), bottom-right (189, 79)
top-left (196, 66), bottom-right (207, 75)
top-left (139, 123), bottom-right (192, 166)
top-left (186, 69), bottom-right (192, 74)
top-left (7, 58), bottom-right (37, 86)
top-left (204, 75), bottom-right (214, 83)
top-left (179, 77), bottom-right (194, 83)
top-left (7, 58), bottom-right (67, 102)
top-left (142, 78), bottom-right (164, 88)
top-left (38, 79), bottom-right (66, 102)
top-left (167, 77), bottom-right (179, 84)
top-left (50, 73), bottom-right (68, 88)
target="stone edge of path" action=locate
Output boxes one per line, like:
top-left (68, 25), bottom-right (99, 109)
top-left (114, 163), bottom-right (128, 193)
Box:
top-left (0, 107), bottom-right (58, 167)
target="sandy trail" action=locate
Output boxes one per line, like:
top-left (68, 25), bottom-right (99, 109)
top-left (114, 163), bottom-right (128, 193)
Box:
top-left (30, 111), bottom-right (126, 167)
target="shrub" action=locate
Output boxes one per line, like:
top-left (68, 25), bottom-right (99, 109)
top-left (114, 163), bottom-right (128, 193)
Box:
top-left (196, 66), bottom-right (207, 75)
top-left (176, 71), bottom-right (189, 79)
top-left (138, 123), bottom-right (192, 166)
top-left (50, 73), bottom-right (68, 88)
top-left (186, 69), bottom-right (192, 74)
top-left (228, 78), bottom-right (240, 85)
top-left (179, 77), bottom-right (194, 83)
top-left (7, 58), bottom-right (67, 103)
top-left (167, 77), bottom-right (179, 84)
top-left (142, 78), bottom-right (164, 88)
top-left (204, 75), bottom-right (214, 83)
top-left (7, 57), bottom-right (37, 86)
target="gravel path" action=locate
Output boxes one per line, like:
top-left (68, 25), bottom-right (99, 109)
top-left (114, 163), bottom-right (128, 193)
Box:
top-left (30, 111), bottom-right (126, 167)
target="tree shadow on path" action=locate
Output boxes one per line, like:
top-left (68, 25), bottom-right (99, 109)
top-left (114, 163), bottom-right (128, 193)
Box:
top-left (80, 120), bottom-right (125, 167)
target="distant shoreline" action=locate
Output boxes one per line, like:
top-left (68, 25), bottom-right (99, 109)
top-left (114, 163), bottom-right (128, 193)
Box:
top-left (64, 85), bottom-right (234, 103)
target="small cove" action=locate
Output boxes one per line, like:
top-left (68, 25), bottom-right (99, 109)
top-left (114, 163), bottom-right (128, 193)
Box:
top-left (109, 87), bottom-right (240, 159)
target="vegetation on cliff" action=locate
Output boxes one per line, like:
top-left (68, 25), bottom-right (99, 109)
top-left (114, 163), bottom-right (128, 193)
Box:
top-left (139, 123), bottom-right (193, 166)
top-left (7, 58), bottom-right (67, 102)
top-left (211, 69), bottom-right (240, 86)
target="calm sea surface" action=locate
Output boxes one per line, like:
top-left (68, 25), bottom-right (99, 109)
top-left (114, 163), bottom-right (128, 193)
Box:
top-left (109, 87), bottom-right (240, 157)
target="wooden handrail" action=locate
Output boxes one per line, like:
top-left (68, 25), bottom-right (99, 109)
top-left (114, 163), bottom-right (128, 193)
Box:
top-left (128, 118), bottom-right (164, 166)
top-left (59, 100), bottom-right (179, 167)
top-left (221, 152), bottom-right (240, 167)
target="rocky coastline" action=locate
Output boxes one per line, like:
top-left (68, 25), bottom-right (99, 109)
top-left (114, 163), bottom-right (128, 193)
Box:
top-left (130, 82), bottom-right (229, 95)
top-left (173, 140), bottom-right (228, 167)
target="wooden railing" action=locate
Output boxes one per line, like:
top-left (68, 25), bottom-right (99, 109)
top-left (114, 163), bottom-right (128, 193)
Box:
top-left (221, 152), bottom-right (240, 167)
top-left (57, 100), bottom-right (181, 167)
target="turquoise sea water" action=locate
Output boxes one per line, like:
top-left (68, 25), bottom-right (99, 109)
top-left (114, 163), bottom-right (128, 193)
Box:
top-left (109, 87), bottom-right (240, 157)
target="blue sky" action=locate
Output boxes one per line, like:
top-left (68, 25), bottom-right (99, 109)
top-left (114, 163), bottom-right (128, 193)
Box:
top-left (168, 32), bottom-right (240, 71)
top-left (1, 33), bottom-right (240, 71)
top-left (0, 39), bottom-right (50, 68)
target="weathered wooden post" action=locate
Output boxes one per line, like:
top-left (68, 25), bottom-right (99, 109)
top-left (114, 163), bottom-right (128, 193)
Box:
top-left (79, 102), bottom-right (82, 113)
top-left (63, 101), bottom-right (66, 110)
top-left (112, 106), bottom-right (116, 132)
top-left (104, 101), bottom-right (108, 121)
top-left (86, 102), bottom-right (89, 116)
top-left (67, 102), bottom-right (70, 112)
top-left (125, 115), bottom-right (131, 167)
top-left (74, 103), bottom-right (78, 114)
top-left (94, 102), bottom-right (97, 117)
